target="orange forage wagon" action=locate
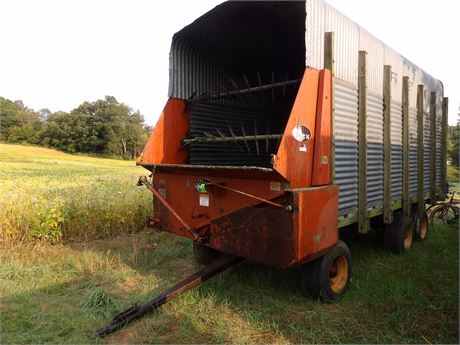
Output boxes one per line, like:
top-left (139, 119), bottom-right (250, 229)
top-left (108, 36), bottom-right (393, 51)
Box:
top-left (96, 0), bottom-right (447, 337)
top-left (138, 0), bottom-right (447, 297)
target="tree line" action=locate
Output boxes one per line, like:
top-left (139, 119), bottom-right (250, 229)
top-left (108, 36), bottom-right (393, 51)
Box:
top-left (0, 96), bottom-right (152, 159)
top-left (448, 109), bottom-right (459, 167)
top-left (0, 95), bottom-right (458, 164)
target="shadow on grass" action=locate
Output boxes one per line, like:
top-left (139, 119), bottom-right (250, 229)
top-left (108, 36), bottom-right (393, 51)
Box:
top-left (2, 225), bottom-right (458, 344)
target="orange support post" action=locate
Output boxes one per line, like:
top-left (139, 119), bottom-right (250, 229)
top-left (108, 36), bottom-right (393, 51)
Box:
top-left (312, 69), bottom-right (332, 186)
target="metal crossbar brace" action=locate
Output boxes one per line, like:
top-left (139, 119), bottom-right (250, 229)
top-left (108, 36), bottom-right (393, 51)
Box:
top-left (182, 134), bottom-right (283, 146)
top-left (137, 176), bottom-right (199, 240)
top-left (187, 79), bottom-right (301, 104)
top-left (208, 182), bottom-right (286, 209)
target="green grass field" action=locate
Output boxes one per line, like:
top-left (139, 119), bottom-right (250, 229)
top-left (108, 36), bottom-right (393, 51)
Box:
top-left (1, 144), bottom-right (459, 344)
top-left (0, 143), bottom-right (152, 245)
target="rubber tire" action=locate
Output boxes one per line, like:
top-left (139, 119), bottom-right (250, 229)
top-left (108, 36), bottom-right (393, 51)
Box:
top-left (384, 214), bottom-right (413, 254)
top-left (301, 240), bottom-right (352, 302)
top-left (192, 242), bottom-right (221, 265)
top-left (412, 209), bottom-right (428, 241)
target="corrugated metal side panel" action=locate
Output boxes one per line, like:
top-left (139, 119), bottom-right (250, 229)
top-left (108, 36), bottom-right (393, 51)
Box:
top-left (169, 37), bottom-right (267, 111)
top-left (359, 30), bottom-right (384, 97)
top-left (305, 0), bottom-right (443, 103)
top-left (423, 110), bottom-right (431, 192)
top-left (305, 0), bottom-right (325, 72)
top-left (384, 48), bottom-right (403, 103)
top-left (306, 0), bottom-right (359, 85)
top-left (305, 0), bottom-right (446, 216)
top-left (334, 78), bottom-right (358, 215)
top-left (367, 91), bottom-right (383, 207)
top-left (169, 37), bottom-right (231, 102)
top-left (391, 100), bottom-right (402, 200)
top-left (409, 107), bottom-right (418, 197)
top-left (168, 2), bottom-right (233, 101)
top-left (168, 1), bottom-right (306, 111)
top-left (436, 105), bottom-right (442, 186)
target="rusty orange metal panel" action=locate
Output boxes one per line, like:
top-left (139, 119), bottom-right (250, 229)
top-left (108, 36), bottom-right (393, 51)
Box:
top-left (273, 68), bottom-right (320, 188)
top-left (209, 195), bottom-right (297, 269)
top-left (294, 185), bottom-right (339, 263)
top-left (138, 98), bottom-right (189, 165)
top-left (312, 69), bottom-right (332, 186)
top-left (152, 172), bottom-right (286, 238)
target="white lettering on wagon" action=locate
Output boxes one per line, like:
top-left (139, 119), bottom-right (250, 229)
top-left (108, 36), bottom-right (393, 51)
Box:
top-left (292, 125), bottom-right (311, 142)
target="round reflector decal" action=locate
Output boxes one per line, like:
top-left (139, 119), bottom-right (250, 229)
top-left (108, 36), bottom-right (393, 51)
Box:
top-left (292, 125), bottom-right (311, 142)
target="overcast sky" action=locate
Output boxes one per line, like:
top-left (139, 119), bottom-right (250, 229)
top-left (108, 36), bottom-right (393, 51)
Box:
top-left (0, 0), bottom-right (458, 125)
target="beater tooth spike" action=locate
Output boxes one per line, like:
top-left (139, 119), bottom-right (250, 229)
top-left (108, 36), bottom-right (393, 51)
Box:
top-left (241, 124), bottom-right (251, 154)
top-left (228, 125), bottom-right (244, 152)
top-left (254, 121), bottom-right (260, 156)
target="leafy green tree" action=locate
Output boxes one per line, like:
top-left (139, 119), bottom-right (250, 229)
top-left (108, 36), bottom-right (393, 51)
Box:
top-left (70, 96), bottom-right (129, 156)
top-left (69, 96), bottom-right (150, 158)
top-left (1, 95), bottom-right (150, 159)
top-left (40, 111), bottom-right (74, 151)
top-left (448, 106), bottom-right (459, 167)
top-left (0, 97), bottom-right (42, 143)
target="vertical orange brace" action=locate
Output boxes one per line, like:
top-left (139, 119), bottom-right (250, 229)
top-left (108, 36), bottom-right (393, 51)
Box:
top-left (312, 69), bottom-right (332, 186)
top-left (273, 68), bottom-right (320, 188)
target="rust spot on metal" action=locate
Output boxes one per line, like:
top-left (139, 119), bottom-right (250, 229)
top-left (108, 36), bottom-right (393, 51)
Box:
top-left (209, 195), bottom-right (296, 269)
top-left (313, 232), bottom-right (323, 243)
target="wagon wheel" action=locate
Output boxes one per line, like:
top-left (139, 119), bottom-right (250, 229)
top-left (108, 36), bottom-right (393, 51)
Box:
top-left (385, 214), bottom-right (413, 254)
top-left (412, 208), bottom-right (428, 241)
top-left (301, 240), bottom-right (352, 302)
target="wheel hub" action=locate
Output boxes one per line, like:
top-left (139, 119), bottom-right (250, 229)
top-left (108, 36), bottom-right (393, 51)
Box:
top-left (329, 255), bottom-right (348, 294)
top-left (403, 224), bottom-right (413, 250)
top-left (419, 216), bottom-right (427, 239)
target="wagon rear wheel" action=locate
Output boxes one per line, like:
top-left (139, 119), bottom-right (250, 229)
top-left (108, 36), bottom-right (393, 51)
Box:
top-left (192, 242), bottom-right (221, 265)
top-left (385, 214), bottom-right (413, 254)
top-left (301, 240), bottom-right (352, 302)
top-left (412, 209), bottom-right (428, 241)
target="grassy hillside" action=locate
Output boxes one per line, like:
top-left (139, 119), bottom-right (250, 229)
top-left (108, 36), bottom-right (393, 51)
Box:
top-left (0, 143), bottom-right (458, 344)
top-left (0, 143), bottom-right (151, 246)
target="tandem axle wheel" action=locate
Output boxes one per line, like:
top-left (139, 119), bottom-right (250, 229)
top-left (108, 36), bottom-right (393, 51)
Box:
top-left (412, 208), bottom-right (428, 241)
top-left (385, 214), bottom-right (414, 254)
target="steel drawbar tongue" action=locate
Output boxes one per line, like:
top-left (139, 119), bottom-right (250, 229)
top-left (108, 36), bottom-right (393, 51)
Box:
top-left (94, 254), bottom-right (244, 338)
